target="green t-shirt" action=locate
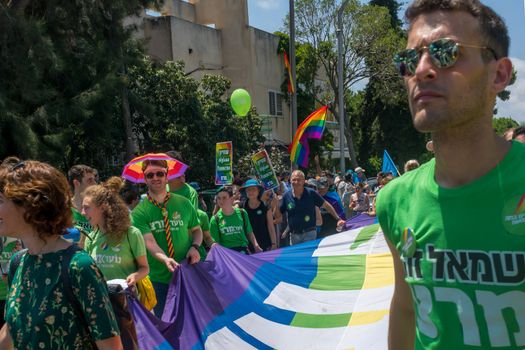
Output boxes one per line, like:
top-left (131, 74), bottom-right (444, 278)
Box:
top-left (197, 209), bottom-right (210, 259)
top-left (131, 193), bottom-right (200, 284)
top-left (171, 183), bottom-right (199, 211)
top-left (0, 237), bottom-right (22, 300)
top-left (84, 226), bottom-right (146, 282)
top-left (6, 248), bottom-right (120, 349)
top-left (72, 207), bottom-right (92, 236)
top-left (376, 141), bottom-right (525, 350)
top-left (210, 208), bottom-right (253, 249)
top-left (198, 209), bottom-right (210, 232)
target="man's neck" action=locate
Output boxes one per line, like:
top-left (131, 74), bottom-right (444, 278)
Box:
top-left (292, 186), bottom-right (304, 198)
top-left (221, 206), bottom-right (234, 215)
top-left (148, 189), bottom-right (169, 203)
top-left (72, 191), bottom-right (82, 211)
top-left (170, 182), bottom-right (184, 191)
top-left (432, 122), bottom-right (511, 188)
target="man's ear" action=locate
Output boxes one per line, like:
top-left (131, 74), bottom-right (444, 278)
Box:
top-left (491, 57), bottom-right (513, 94)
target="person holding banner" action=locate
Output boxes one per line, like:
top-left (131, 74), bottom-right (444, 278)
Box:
top-left (377, 1), bottom-right (522, 349)
top-left (241, 179), bottom-right (277, 251)
top-left (210, 186), bottom-right (263, 254)
top-left (131, 159), bottom-right (203, 316)
top-left (280, 170), bottom-right (345, 245)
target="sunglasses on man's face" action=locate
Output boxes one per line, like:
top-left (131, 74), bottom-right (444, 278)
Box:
top-left (393, 38), bottom-right (497, 77)
top-left (145, 171), bottom-right (167, 180)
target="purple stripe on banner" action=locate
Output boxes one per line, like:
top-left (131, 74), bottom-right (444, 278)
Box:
top-left (128, 296), bottom-right (174, 349)
top-left (160, 246), bottom-right (268, 349)
top-left (345, 213), bottom-right (377, 230)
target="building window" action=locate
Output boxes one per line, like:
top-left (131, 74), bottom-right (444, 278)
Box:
top-left (268, 91), bottom-right (283, 116)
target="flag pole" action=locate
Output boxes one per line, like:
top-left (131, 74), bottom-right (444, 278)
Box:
top-left (337, 0), bottom-right (350, 176)
top-left (289, 0), bottom-right (298, 170)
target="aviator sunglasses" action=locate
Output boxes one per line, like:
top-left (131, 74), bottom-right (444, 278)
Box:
top-left (145, 171), bottom-right (167, 180)
top-left (393, 38), bottom-right (497, 77)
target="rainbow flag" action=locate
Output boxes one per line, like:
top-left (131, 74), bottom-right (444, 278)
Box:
top-left (289, 105), bottom-right (328, 168)
top-left (131, 218), bottom-right (393, 349)
top-left (283, 51), bottom-right (295, 94)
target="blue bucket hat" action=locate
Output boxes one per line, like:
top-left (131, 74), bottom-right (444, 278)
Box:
top-left (240, 179), bottom-right (264, 193)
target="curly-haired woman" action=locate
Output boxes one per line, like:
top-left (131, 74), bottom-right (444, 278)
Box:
top-left (0, 160), bottom-right (122, 349)
top-left (82, 183), bottom-right (149, 287)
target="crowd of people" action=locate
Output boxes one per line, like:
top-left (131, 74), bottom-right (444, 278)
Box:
top-left (0, 0), bottom-right (523, 348)
top-left (0, 149), bottom-right (407, 348)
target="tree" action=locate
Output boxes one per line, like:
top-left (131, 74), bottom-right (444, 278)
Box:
top-left (345, 0), bottom-right (428, 172)
top-left (492, 117), bottom-right (519, 135)
top-left (288, 0), bottom-right (406, 169)
top-left (128, 58), bottom-right (264, 187)
top-left (0, 0), bottom-right (159, 175)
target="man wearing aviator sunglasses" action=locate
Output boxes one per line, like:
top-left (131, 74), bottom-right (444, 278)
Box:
top-left (376, 1), bottom-right (524, 350)
top-left (131, 159), bottom-right (203, 316)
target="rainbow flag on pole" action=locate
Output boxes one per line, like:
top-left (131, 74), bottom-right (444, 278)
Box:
top-left (283, 51), bottom-right (295, 94)
top-left (289, 105), bottom-right (328, 168)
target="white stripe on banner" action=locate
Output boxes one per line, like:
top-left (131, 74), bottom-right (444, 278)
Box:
top-left (204, 327), bottom-right (257, 349)
top-left (234, 312), bottom-right (389, 350)
top-left (264, 283), bottom-right (393, 314)
top-left (312, 227), bottom-right (389, 257)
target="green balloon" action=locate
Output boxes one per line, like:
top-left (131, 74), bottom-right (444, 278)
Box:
top-left (230, 88), bottom-right (251, 117)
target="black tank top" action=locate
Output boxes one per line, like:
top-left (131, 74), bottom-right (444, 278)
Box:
top-left (243, 200), bottom-right (271, 250)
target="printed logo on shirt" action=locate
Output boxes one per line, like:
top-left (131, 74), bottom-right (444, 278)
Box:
top-left (502, 193), bottom-right (525, 236)
top-left (257, 210), bottom-right (262, 215)
top-left (304, 215), bottom-right (310, 222)
top-left (100, 242), bottom-right (109, 251)
top-left (287, 202), bottom-right (295, 210)
top-left (172, 211), bottom-right (181, 221)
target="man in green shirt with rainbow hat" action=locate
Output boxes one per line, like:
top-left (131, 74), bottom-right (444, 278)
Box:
top-left (376, 1), bottom-right (524, 349)
top-left (131, 158), bottom-right (203, 316)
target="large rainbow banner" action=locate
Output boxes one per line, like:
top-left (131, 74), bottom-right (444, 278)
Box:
top-left (130, 219), bottom-right (394, 349)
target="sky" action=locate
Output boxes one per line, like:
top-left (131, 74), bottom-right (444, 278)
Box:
top-left (247, 0), bottom-right (525, 122)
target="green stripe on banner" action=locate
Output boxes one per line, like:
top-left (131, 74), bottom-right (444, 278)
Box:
top-left (309, 255), bottom-right (366, 291)
top-left (291, 312), bottom-right (352, 328)
top-left (350, 224), bottom-right (380, 251)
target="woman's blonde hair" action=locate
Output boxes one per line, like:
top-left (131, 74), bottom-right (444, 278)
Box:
top-left (83, 183), bottom-right (130, 243)
top-left (105, 176), bottom-right (125, 194)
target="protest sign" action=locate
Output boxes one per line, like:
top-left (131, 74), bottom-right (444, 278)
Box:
top-left (215, 142), bottom-right (233, 185)
top-left (251, 149), bottom-right (279, 191)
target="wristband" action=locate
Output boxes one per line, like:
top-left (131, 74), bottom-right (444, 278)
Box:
top-left (191, 243), bottom-right (200, 250)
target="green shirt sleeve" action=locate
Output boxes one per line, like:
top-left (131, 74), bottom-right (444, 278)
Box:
top-left (69, 252), bottom-right (120, 341)
top-left (210, 214), bottom-right (220, 243)
top-left (187, 203), bottom-right (200, 230)
top-left (128, 226), bottom-right (147, 257)
top-left (198, 210), bottom-right (210, 232)
top-left (131, 205), bottom-right (151, 234)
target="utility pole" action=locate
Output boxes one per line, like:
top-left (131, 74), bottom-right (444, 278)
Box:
top-left (289, 0), bottom-right (298, 170)
top-left (337, 0), bottom-right (350, 176)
